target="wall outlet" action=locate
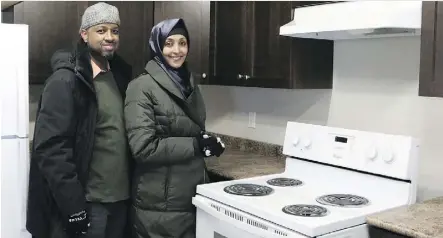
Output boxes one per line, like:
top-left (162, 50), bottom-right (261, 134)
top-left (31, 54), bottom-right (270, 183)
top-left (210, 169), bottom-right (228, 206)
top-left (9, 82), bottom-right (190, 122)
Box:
top-left (248, 112), bottom-right (256, 128)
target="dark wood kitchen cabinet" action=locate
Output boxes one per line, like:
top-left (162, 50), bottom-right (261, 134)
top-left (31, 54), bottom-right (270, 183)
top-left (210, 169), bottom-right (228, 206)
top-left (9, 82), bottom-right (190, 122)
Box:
top-left (209, 1), bottom-right (253, 86)
top-left (8, 0), bottom-right (333, 89)
top-left (13, 1), bottom-right (87, 84)
top-left (153, 1), bottom-right (210, 84)
top-left (209, 1), bottom-right (333, 89)
top-left (419, 1), bottom-right (443, 97)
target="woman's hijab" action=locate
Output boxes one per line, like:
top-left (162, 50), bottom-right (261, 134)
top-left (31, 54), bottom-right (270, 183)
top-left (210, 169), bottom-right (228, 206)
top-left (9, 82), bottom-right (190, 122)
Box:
top-left (149, 18), bottom-right (192, 98)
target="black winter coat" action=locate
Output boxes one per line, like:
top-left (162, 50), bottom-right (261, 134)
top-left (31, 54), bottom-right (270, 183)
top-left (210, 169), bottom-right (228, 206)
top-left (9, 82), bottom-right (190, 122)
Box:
top-left (26, 41), bottom-right (132, 238)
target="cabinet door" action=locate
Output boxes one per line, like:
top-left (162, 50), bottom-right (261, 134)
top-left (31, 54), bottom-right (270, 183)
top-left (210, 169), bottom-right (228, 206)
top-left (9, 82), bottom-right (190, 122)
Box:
top-left (419, 1), bottom-right (443, 97)
top-left (250, 1), bottom-right (292, 88)
top-left (154, 1), bottom-right (210, 84)
top-left (104, 1), bottom-right (154, 78)
top-left (288, 1), bottom-right (334, 89)
top-left (210, 1), bottom-right (254, 86)
top-left (13, 1), bottom-right (86, 84)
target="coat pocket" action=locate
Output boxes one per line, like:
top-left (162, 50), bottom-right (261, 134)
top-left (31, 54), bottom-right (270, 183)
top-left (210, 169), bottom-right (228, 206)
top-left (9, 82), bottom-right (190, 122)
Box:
top-left (134, 169), bottom-right (168, 211)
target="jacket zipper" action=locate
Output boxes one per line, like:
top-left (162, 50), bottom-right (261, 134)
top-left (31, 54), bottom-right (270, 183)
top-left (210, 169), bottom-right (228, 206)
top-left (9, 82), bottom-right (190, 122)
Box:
top-left (75, 70), bottom-right (97, 186)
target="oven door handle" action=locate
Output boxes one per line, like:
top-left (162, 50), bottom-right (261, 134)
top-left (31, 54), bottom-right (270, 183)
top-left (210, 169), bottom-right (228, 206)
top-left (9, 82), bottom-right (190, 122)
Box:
top-left (192, 196), bottom-right (297, 238)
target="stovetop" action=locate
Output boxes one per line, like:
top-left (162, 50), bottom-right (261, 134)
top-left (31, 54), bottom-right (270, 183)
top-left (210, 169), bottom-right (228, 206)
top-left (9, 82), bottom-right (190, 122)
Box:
top-left (196, 166), bottom-right (412, 237)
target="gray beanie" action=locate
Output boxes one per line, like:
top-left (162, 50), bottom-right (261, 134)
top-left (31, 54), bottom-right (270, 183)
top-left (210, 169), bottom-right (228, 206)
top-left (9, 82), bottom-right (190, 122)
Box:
top-left (80, 2), bottom-right (120, 31)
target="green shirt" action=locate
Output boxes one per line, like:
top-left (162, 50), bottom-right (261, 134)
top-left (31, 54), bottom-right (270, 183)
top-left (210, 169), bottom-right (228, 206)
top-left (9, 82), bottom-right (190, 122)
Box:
top-left (85, 71), bottom-right (130, 203)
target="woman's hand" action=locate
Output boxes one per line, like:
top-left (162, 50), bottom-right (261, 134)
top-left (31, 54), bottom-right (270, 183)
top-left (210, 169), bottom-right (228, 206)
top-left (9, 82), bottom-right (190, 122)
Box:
top-left (197, 132), bottom-right (225, 157)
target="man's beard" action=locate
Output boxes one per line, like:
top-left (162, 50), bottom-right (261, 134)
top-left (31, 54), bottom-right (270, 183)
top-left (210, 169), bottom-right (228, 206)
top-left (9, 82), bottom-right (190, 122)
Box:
top-left (87, 42), bottom-right (115, 60)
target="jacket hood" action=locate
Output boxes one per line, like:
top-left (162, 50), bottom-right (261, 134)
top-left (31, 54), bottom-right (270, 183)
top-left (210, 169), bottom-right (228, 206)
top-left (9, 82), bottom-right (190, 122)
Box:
top-left (49, 41), bottom-right (92, 75)
top-left (50, 49), bottom-right (76, 73)
top-left (49, 41), bottom-right (94, 90)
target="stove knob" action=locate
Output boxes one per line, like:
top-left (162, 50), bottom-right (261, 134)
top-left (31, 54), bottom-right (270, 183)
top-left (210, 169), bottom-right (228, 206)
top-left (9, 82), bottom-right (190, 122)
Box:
top-left (292, 137), bottom-right (300, 146)
top-left (303, 139), bottom-right (312, 148)
top-left (383, 151), bottom-right (395, 163)
top-left (366, 148), bottom-right (378, 160)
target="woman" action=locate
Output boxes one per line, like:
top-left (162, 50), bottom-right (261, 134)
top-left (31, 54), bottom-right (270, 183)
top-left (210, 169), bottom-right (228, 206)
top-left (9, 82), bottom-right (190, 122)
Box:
top-left (124, 18), bottom-right (225, 238)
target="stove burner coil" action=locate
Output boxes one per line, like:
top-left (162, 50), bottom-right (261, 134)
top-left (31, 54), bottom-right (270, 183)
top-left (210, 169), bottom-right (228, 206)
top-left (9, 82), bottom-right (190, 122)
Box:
top-left (282, 204), bottom-right (328, 217)
top-left (266, 178), bottom-right (303, 187)
top-left (316, 194), bottom-right (369, 207)
top-left (223, 184), bottom-right (273, 196)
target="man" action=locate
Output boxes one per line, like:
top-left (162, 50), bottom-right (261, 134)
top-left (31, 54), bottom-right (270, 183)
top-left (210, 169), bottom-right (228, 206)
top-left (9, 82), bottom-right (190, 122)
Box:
top-left (26, 2), bottom-right (133, 238)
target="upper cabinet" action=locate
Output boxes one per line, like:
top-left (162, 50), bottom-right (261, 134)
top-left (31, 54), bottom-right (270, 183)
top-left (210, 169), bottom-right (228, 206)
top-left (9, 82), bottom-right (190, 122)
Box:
top-left (4, 1), bottom-right (333, 89)
top-left (12, 1), bottom-right (87, 84)
top-left (208, 1), bottom-right (333, 89)
top-left (419, 1), bottom-right (443, 97)
top-left (209, 1), bottom-right (255, 86)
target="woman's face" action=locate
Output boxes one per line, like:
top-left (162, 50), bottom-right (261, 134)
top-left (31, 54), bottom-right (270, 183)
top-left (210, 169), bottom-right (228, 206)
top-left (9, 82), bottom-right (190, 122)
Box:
top-left (162, 34), bottom-right (188, 69)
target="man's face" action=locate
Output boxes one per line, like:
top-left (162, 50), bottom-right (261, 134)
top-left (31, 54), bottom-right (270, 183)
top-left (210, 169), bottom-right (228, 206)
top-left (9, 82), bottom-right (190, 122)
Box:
top-left (162, 34), bottom-right (188, 69)
top-left (81, 23), bottom-right (120, 59)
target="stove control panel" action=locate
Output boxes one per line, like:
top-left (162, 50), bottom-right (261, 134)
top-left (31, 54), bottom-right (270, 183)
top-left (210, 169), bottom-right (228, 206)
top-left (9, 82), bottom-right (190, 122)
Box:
top-left (282, 122), bottom-right (419, 181)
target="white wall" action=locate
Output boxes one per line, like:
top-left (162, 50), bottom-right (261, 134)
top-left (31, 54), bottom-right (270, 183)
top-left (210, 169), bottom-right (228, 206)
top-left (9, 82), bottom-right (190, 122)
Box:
top-left (29, 36), bottom-right (443, 202)
top-left (200, 36), bottom-right (443, 202)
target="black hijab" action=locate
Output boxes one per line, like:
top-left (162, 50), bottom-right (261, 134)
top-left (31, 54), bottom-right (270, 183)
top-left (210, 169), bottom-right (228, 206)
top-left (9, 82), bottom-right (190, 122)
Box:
top-left (149, 18), bottom-right (192, 98)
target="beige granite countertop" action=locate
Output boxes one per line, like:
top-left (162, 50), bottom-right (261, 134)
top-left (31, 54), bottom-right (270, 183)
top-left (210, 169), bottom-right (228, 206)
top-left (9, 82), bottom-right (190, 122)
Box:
top-left (205, 150), bottom-right (285, 180)
top-left (367, 197), bottom-right (443, 238)
top-left (31, 134), bottom-right (286, 180)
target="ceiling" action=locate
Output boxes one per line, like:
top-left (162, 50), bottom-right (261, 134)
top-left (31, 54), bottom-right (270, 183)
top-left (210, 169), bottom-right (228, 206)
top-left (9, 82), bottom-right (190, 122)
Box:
top-left (1, 1), bottom-right (20, 10)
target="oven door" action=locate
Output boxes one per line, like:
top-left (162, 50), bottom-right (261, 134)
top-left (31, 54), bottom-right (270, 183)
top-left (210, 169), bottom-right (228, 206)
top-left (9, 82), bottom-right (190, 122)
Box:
top-left (192, 195), bottom-right (309, 238)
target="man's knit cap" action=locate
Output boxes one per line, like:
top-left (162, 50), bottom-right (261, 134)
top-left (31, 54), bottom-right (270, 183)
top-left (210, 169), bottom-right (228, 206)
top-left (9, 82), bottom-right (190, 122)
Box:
top-left (79, 2), bottom-right (120, 31)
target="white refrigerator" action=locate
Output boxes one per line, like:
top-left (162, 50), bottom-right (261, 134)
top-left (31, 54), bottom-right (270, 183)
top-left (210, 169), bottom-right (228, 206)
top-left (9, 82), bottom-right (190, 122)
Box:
top-left (0, 23), bottom-right (32, 238)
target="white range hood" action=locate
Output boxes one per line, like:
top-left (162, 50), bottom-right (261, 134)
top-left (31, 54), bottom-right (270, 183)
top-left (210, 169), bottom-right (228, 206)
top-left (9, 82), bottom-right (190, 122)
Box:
top-left (279, 1), bottom-right (422, 40)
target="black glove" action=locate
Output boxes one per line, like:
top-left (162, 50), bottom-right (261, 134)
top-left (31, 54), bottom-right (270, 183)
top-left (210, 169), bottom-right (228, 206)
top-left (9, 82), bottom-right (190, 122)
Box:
top-left (213, 136), bottom-right (226, 157)
top-left (65, 210), bottom-right (90, 236)
top-left (197, 132), bottom-right (226, 157)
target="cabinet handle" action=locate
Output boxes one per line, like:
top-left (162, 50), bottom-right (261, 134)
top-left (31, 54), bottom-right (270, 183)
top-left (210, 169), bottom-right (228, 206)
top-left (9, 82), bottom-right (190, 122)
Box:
top-left (202, 73), bottom-right (207, 79)
top-left (238, 74), bottom-right (243, 79)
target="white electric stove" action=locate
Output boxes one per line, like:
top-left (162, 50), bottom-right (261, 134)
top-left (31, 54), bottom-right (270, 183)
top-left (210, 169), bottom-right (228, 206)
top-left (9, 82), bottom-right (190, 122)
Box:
top-left (192, 122), bottom-right (419, 238)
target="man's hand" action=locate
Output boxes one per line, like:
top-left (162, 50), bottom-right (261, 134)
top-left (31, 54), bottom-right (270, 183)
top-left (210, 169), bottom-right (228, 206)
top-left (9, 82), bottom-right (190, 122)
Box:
top-left (65, 210), bottom-right (90, 236)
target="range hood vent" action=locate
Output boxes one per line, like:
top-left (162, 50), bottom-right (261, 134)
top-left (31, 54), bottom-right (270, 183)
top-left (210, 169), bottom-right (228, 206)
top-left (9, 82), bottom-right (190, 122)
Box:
top-left (280, 1), bottom-right (422, 40)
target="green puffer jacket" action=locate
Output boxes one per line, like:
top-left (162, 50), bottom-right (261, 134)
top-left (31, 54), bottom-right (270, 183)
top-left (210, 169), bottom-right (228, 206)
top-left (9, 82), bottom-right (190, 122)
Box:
top-left (124, 60), bottom-right (209, 238)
